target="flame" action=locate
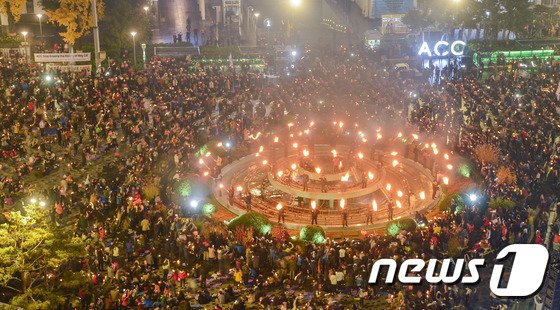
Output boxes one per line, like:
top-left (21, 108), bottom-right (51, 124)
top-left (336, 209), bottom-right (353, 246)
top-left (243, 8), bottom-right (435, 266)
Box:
top-left (446, 164), bottom-right (453, 170)
top-left (444, 153), bottom-right (449, 160)
top-left (292, 142), bottom-right (298, 148)
top-left (397, 190), bottom-right (403, 197)
top-left (412, 133), bottom-right (419, 140)
top-left (397, 132), bottom-right (403, 138)
top-left (262, 160), bottom-right (268, 165)
top-left (340, 198), bottom-right (345, 208)
top-left (274, 136), bottom-right (279, 143)
top-left (392, 159), bottom-right (399, 167)
top-left (377, 133), bottom-right (383, 140)
top-left (372, 200), bottom-right (378, 211)
top-left (303, 149), bottom-right (310, 157)
top-left (315, 167), bottom-right (322, 174)
top-left (396, 200), bottom-right (402, 208)
top-left (276, 203), bottom-right (283, 210)
top-left (203, 171), bottom-right (209, 176)
top-left (277, 170), bottom-right (283, 178)
top-left (236, 186), bottom-right (243, 192)
top-left (442, 177), bottom-right (449, 185)
top-left (368, 171), bottom-right (374, 180)
top-left (311, 200), bottom-right (317, 209)
top-left (386, 183), bottom-right (392, 191)
top-left (291, 163), bottom-right (297, 170)
top-left (358, 152), bottom-right (364, 159)
top-left (419, 191), bottom-right (426, 200)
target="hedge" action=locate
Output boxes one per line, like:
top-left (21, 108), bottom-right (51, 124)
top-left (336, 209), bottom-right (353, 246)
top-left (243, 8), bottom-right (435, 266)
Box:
top-left (299, 225), bottom-right (326, 244)
top-left (227, 211), bottom-right (272, 235)
top-left (387, 218), bottom-right (417, 237)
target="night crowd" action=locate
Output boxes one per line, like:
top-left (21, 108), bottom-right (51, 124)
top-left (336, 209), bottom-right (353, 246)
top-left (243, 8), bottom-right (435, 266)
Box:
top-left (0, 45), bottom-right (559, 309)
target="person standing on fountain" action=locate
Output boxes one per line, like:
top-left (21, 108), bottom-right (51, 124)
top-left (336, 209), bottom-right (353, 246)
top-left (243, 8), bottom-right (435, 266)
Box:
top-left (366, 206), bottom-right (373, 225)
top-left (302, 174), bottom-right (309, 191)
top-left (277, 203), bottom-right (285, 224)
top-left (387, 200), bottom-right (394, 221)
top-left (341, 204), bottom-right (348, 227)
top-left (244, 192), bottom-right (252, 211)
top-left (311, 202), bottom-right (319, 225)
top-left (320, 177), bottom-right (327, 193)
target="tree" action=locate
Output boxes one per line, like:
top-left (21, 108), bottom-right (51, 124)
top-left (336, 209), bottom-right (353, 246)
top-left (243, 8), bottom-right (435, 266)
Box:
top-left (0, 0), bottom-right (27, 32)
top-left (99, 0), bottom-right (151, 59)
top-left (0, 206), bottom-right (87, 308)
top-left (42, 0), bottom-right (105, 46)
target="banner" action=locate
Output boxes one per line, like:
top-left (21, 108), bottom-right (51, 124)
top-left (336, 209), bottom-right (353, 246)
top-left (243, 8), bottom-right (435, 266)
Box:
top-left (45, 64), bottom-right (92, 73)
top-left (34, 53), bottom-right (91, 63)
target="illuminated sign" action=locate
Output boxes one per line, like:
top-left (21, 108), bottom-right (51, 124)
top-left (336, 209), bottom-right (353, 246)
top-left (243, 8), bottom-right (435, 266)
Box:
top-left (417, 40), bottom-right (466, 57)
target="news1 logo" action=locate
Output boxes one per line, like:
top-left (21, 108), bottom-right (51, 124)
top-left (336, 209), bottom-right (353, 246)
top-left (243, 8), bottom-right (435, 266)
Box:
top-left (368, 244), bottom-right (549, 297)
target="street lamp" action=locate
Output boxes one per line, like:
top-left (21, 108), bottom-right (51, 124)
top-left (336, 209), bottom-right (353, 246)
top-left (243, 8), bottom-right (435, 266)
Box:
top-left (254, 12), bottom-right (260, 18)
top-left (36, 14), bottom-right (43, 39)
top-left (143, 6), bottom-right (149, 16)
top-left (21, 31), bottom-right (28, 42)
top-left (130, 31), bottom-right (137, 65)
top-left (290, 0), bottom-right (302, 7)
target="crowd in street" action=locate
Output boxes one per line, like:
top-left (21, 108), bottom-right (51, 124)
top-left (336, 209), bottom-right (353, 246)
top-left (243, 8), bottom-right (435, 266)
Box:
top-left (0, 45), bottom-right (559, 309)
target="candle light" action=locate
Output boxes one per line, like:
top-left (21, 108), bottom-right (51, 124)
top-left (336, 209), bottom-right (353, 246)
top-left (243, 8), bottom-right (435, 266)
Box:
top-left (419, 191), bottom-right (426, 200)
top-left (372, 200), bottom-right (378, 211)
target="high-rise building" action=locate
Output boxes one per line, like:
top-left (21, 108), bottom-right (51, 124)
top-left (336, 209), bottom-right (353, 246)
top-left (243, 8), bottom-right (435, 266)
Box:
top-left (533, 0), bottom-right (560, 7)
top-left (354, 0), bottom-right (417, 19)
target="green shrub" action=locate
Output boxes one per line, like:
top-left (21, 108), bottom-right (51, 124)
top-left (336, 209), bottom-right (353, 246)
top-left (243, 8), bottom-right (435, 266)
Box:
top-left (299, 225), bottom-right (326, 244)
top-left (488, 197), bottom-right (516, 210)
top-left (387, 218), bottom-right (417, 237)
top-left (227, 211), bottom-right (272, 235)
top-left (436, 192), bottom-right (459, 212)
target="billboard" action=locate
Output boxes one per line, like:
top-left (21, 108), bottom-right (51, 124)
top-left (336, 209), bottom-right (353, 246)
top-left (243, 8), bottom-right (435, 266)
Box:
top-left (381, 14), bottom-right (409, 35)
top-left (373, 0), bottom-right (415, 19)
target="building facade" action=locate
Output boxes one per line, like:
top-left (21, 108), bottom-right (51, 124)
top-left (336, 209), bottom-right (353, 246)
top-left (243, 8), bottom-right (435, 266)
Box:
top-left (1, 0), bottom-right (45, 34)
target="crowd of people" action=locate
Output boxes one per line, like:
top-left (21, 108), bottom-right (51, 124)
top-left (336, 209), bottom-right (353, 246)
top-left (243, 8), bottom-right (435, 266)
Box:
top-left (0, 43), bottom-right (559, 309)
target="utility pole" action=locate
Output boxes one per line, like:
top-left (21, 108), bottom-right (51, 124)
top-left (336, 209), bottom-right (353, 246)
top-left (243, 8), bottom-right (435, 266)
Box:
top-left (92, 0), bottom-right (101, 68)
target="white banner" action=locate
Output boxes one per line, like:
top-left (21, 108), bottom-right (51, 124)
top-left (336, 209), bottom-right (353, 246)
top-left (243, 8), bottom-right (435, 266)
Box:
top-left (45, 64), bottom-right (92, 73)
top-left (34, 53), bottom-right (91, 63)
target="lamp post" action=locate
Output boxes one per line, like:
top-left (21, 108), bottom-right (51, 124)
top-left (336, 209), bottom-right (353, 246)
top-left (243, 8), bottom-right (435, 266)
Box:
top-left (21, 31), bottom-right (28, 42)
top-left (130, 31), bottom-right (137, 65)
top-left (36, 14), bottom-right (43, 39)
top-left (289, 0), bottom-right (301, 44)
top-left (143, 6), bottom-right (149, 17)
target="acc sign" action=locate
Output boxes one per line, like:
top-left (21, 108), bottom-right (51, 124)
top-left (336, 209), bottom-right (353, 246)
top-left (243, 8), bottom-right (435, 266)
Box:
top-left (418, 40), bottom-right (466, 57)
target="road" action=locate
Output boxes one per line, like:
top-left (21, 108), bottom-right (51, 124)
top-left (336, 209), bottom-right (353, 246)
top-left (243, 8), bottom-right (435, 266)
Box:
top-left (152, 0), bottom-right (202, 44)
